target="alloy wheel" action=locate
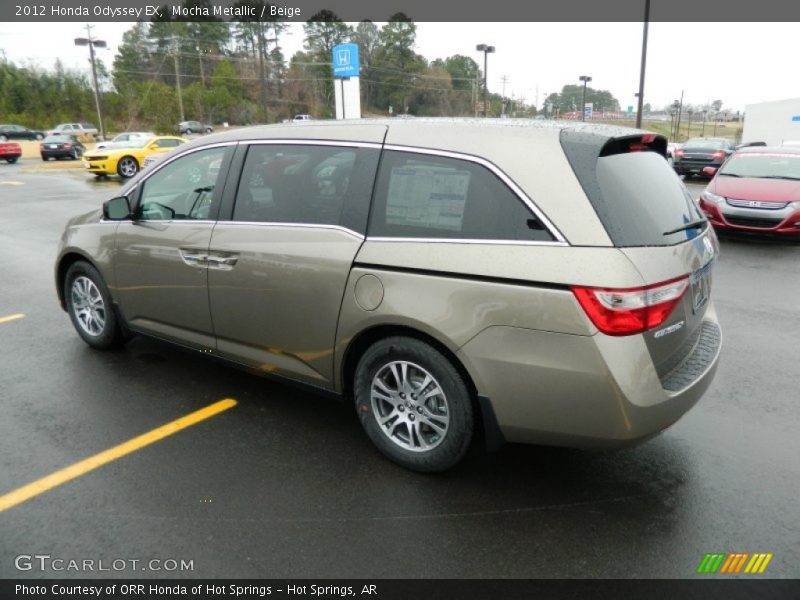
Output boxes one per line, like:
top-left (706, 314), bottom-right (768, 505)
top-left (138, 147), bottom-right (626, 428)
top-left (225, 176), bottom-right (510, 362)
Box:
top-left (118, 157), bottom-right (138, 178)
top-left (70, 276), bottom-right (106, 337)
top-left (370, 360), bottom-right (450, 452)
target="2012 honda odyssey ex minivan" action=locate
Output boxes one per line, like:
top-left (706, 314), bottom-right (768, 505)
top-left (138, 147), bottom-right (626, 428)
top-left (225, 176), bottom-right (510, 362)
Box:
top-left (56, 119), bottom-right (722, 472)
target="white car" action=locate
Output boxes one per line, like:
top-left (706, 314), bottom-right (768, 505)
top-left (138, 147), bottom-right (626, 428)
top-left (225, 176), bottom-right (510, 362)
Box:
top-left (94, 132), bottom-right (155, 151)
top-left (48, 123), bottom-right (98, 138)
top-left (293, 114), bottom-right (313, 122)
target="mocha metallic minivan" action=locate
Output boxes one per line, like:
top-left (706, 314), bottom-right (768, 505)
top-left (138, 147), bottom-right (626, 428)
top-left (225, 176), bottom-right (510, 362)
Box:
top-left (56, 119), bottom-right (722, 472)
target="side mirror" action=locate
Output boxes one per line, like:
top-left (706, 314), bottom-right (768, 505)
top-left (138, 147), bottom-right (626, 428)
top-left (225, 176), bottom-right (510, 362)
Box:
top-left (702, 166), bottom-right (717, 177)
top-left (103, 196), bottom-right (131, 220)
top-left (148, 143), bottom-right (159, 150)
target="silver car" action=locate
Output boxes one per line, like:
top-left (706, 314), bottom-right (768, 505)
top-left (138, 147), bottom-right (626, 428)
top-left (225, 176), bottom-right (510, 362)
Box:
top-left (55, 120), bottom-right (722, 472)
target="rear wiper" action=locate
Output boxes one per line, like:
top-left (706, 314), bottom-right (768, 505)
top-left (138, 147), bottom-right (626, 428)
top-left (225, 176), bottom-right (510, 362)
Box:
top-left (663, 219), bottom-right (707, 236)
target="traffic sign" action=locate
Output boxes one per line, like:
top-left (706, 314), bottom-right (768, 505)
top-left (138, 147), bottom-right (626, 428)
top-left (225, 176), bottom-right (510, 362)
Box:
top-left (584, 103), bottom-right (593, 119)
top-left (332, 43), bottom-right (359, 78)
top-left (627, 105), bottom-right (634, 117)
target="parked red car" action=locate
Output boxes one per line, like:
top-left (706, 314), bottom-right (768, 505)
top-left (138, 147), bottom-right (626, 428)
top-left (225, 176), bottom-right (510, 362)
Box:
top-left (0, 142), bottom-right (22, 163)
top-left (698, 147), bottom-right (800, 236)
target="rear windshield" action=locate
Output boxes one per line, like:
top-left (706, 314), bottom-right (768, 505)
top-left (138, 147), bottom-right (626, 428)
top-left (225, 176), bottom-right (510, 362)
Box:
top-left (683, 138), bottom-right (727, 150)
top-left (43, 135), bottom-right (70, 143)
top-left (595, 152), bottom-right (705, 246)
top-left (560, 129), bottom-right (705, 247)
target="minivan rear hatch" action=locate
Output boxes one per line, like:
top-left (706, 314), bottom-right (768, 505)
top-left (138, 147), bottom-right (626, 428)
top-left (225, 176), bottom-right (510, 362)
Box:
top-left (561, 128), bottom-right (719, 389)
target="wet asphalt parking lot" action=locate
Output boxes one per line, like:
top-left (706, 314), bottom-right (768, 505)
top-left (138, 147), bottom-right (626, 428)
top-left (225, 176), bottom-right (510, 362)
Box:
top-left (0, 161), bottom-right (798, 579)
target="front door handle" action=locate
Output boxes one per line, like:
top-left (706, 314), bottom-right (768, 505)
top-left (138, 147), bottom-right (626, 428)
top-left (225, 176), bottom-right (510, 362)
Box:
top-left (206, 254), bottom-right (239, 270)
top-left (179, 248), bottom-right (208, 267)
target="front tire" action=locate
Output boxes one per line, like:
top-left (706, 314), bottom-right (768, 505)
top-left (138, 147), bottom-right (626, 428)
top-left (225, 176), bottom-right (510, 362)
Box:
top-left (6, 157), bottom-right (18, 164)
top-left (64, 261), bottom-right (127, 350)
top-left (35, 133), bottom-right (44, 140)
top-left (354, 336), bottom-right (474, 472)
top-left (185, 128), bottom-right (193, 135)
top-left (117, 156), bottom-right (139, 178)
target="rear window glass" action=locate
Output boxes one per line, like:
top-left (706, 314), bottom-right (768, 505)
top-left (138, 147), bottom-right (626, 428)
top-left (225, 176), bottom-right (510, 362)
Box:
top-left (369, 151), bottom-right (555, 242)
top-left (594, 152), bottom-right (705, 246)
top-left (683, 139), bottom-right (728, 150)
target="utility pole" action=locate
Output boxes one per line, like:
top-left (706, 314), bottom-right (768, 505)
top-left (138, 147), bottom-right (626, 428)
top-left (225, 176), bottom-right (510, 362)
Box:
top-left (635, 0), bottom-right (650, 129)
top-left (500, 75), bottom-right (509, 117)
top-left (197, 45), bottom-right (205, 86)
top-left (173, 47), bottom-right (185, 122)
top-left (74, 25), bottom-right (106, 141)
top-left (675, 90), bottom-right (684, 141)
top-left (168, 35), bottom-right (185, 123)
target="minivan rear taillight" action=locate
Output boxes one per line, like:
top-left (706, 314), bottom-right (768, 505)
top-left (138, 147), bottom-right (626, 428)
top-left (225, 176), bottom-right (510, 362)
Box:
top-left (571, 276), bottom-right (689, 336)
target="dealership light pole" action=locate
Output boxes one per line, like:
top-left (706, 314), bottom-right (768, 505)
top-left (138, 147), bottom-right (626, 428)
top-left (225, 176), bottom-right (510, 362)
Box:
top-left (74, 25), bottom-right (106, 141)
top-left (579, 75), bottom-right (592, 121)
top-left (635, 0), bottom-right (650, 128)
top-left (476, 44), bottom-right (495, 117)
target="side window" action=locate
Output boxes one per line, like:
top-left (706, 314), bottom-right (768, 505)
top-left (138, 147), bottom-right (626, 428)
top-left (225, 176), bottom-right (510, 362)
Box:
top-left (137, 147), bottom-right (227, 221)
top-left (232, 144), bottom-right (361, 227)
top-left (368, 150), bottom-right (555, 242)
top-left (155, 139), bottom-right (181, 148)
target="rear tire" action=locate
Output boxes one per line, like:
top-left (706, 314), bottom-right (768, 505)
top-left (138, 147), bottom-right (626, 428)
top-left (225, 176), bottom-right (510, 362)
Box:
top-left (354, 336), bottom-right (474, 472)
top-left (185, 128), bottom-right (193, 135)
top-left (41, 155), bottom-right (48, 161)
top-left (205, 127), bottom-right (212, 134)
top-left (0, 135), bottom-right (6, 141)
top-left (6, 157), bottom-right (18, 164)
top-left (64, 261), bottom-right (128, 350)
top-left (35, 133), bottom-right (44, 140)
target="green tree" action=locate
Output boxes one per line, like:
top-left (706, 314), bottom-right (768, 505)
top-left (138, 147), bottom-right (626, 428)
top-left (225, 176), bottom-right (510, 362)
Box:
top-left (373, 13), bottom-right (426, 113)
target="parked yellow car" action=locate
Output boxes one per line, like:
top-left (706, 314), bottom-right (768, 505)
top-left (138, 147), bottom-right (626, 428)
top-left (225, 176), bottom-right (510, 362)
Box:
top-left (83, 136), bottom-right (186, 178)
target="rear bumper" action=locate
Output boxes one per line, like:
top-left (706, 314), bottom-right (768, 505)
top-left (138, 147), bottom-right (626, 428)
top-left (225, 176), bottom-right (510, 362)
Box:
top-left (674, 160), bottom-right (723, 176)
top-left (42, 150), bottom-right (76, 158)
top-left (457, 303), bottom-right (722, 448)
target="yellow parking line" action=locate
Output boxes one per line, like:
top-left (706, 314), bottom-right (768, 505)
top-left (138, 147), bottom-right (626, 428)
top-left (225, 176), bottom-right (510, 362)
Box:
top-left (0, 398), bottom-right (237, 513)
top-left (0, 313), bottom-right (25, 325)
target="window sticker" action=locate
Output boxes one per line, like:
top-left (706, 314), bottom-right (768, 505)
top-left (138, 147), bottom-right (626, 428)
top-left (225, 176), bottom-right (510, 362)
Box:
top-left (386, 165), bottom-right (471, 231)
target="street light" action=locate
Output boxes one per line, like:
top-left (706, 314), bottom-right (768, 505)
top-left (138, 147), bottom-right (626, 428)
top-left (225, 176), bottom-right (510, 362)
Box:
top-left (579, 75), bottom-right (592, 121)
top-left (476, 43), bottom-right (495, 118)
top-left (74, 25), bottom-right (106, 141)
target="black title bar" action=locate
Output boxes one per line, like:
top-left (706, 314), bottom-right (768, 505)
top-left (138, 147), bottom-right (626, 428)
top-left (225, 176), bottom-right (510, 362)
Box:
top-left (4, 0), bottom-right (800, 22)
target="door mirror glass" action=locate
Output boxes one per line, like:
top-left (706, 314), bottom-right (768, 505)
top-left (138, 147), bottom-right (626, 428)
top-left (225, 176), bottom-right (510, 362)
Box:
top-left (103, 196), bottom-right (131, 220)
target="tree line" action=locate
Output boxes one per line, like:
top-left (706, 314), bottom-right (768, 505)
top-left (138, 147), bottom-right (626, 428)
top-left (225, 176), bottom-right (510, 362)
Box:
top-left (0, 2), bottom-right (624, 134)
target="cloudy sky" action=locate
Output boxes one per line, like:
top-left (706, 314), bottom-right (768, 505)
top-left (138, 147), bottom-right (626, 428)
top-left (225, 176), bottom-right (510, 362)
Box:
top-left (0, 21), bottom-right (796, 112)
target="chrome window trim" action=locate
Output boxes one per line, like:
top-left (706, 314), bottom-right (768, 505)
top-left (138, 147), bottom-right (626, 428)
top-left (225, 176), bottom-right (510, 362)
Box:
top-left (380, 143), bottom-right (569, 245)
top-left (243, 139), bottom-right (383, 150)
top-left (218, 220), bottom-right (364, 240)
top-left (131, 141), bottom-right (239, 188)
top-left (365, 236), bottom-right (568, 247)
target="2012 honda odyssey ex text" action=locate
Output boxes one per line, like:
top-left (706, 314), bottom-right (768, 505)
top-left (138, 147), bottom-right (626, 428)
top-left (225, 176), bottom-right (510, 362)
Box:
top-left (56, 119), bottom-right (722, 472)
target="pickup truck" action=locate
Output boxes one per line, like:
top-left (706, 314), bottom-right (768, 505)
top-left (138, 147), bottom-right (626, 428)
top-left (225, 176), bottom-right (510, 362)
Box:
top-left (48, 123), bottom-right (99, 139)
top-left (0, 142), bottom-right (22, 163)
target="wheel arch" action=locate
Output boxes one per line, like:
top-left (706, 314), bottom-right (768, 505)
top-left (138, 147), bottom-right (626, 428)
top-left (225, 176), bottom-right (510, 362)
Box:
top-left (56, 252), bottom-right (103, 310)
top-left (338, 323), bottom-right (506, 449)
